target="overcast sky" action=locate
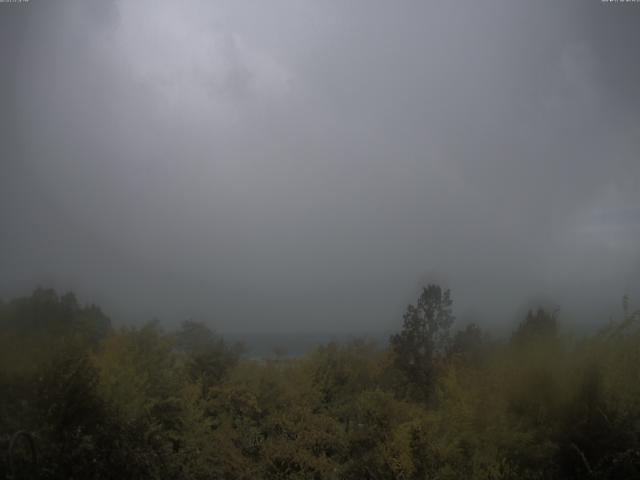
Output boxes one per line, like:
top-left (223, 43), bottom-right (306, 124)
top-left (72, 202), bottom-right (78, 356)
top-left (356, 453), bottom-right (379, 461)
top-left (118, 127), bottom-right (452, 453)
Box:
top-left (1, 0), bottom-right (639, 333)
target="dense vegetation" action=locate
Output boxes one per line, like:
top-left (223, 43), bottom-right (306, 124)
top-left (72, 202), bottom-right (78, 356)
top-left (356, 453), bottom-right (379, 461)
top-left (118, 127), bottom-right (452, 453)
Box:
top-left (1, 287), bottom-right (640, 479)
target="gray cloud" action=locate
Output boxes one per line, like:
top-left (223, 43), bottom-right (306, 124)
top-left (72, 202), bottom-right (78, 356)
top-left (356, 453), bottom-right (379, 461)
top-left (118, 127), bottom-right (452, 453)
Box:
top-left (1, 0), bottom-right (639, 333)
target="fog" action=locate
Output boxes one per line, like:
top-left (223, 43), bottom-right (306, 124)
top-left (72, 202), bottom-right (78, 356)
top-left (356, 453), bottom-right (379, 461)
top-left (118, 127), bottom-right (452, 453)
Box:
top-left (1, 0), bottom-right (639, 333)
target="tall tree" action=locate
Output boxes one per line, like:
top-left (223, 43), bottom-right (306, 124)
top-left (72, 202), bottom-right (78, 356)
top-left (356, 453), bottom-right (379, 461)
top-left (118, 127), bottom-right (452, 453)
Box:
top-left (512, 308), bottom-right (558, 346)
top-left (390, 284), bottom-right (454, 400)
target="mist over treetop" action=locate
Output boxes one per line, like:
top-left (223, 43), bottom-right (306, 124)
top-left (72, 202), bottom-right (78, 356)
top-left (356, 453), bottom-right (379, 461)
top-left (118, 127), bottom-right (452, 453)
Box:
top-left (2, 286), bottom-right (640, 478)
top-left (1, 0), bottom-right (639, 331)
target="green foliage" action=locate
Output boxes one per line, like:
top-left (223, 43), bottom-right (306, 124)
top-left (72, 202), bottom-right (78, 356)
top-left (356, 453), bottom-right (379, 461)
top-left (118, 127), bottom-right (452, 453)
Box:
top-left (0, 288), bottom-right (110, 349)
top-left (390, 285), bottom-right (454, 401)
top-left (174, 320), bottom-right (242, 391)
top-left (447, 323), bottom-right (487, 366)
top-left (2, 287), bottom-right (640, 479)
top-left (512, 308), bottom-right (558, 347)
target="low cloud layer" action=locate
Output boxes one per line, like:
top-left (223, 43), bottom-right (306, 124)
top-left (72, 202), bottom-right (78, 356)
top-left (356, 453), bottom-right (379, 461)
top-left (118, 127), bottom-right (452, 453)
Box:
top-left (1, 0), bottom-right (639, 332)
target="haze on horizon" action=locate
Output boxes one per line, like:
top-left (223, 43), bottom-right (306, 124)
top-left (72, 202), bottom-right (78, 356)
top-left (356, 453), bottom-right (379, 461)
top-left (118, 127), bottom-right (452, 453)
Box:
top-left (1, 0), bottom-right (639, 334)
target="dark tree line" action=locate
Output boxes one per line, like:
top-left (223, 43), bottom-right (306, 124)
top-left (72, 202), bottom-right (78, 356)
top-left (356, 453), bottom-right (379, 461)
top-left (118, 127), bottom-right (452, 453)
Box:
top-left (1, 286), bottom-right (640, 479)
